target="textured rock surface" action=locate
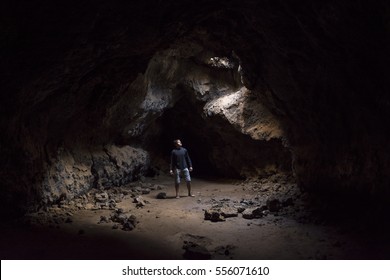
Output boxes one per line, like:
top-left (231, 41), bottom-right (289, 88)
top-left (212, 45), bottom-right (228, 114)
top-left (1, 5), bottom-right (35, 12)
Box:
top-left (1, 0), bottom-right (390, 216)
top-left (41, 145), bottom-right (149, 205)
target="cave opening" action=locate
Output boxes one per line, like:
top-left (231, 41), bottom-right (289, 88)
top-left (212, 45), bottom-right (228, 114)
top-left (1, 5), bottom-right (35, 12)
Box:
top-left (151, 95), bottom-right (221, 178)
top-left (137, 47), bottom-right (294, 182)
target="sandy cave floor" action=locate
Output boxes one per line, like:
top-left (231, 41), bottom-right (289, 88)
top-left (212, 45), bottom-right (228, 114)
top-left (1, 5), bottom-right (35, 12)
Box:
top-left (1, 175), bottom-right (390, 260)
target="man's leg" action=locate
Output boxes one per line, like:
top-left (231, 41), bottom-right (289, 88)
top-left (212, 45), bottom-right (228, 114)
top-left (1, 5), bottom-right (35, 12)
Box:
top-left (175, 169), bottom-right (180, 198)
top-left (175, 183), bottom-right (180, 198)
top-left (184, 168), bottom-right (194, 197)
top-left (186, 181), bottom-right (194, 197)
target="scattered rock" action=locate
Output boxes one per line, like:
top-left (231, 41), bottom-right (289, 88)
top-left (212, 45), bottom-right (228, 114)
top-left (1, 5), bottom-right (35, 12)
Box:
top-left (133, 196), bottom-right (147, 208)
top-left (252, 206), bottom-right (267, 216)
top-left (112, 224), bottom-right (119, 230)
top-left (122, 221), bottom-right (135, 231)
top-left (76, 203), bottom-right (84, 209)
top-left (108, 209), bottom-right (138, 231)
top-left (242, 209), bottom-right (255, 219)
top-left (111, 213), bottom-right (128, 224)
top-left (98, 215), bottom-right (110, 224)
top-left (219, 207), bottom-right (238, 218)
top-left (122, 215), bottom-right (138, 231)
top-left (156, 192), bottom-right (167, 199)
top-left (183, 241), bottom-right (212, 260)
top-left (266, 197), bottom-right (281, 212)
top-left (242, 208), bottom-right (263, 219)
top-left (142, 188), bottom-right (151, 194)
top-left (204, 209), bottom-right (225, 222)
top-left (95, 192), bottom-right (109, 203)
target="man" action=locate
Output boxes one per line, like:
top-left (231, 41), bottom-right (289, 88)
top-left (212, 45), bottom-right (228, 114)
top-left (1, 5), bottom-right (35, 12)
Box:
top-left (169, 139), bottom-right (194, 198)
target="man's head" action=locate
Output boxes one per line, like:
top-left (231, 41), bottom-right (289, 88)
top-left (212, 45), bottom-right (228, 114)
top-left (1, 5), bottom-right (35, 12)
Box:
top-left (173, 139), bottom-right (182, 148)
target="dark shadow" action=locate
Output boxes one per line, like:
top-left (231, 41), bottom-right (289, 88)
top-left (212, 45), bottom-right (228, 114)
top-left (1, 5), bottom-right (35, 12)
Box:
top-left (0, 222), bottom-right (179, 260)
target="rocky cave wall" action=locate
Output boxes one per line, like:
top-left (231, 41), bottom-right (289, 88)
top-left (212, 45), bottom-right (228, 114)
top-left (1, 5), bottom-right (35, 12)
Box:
top-left (1, 0), bottom-right (390, 216)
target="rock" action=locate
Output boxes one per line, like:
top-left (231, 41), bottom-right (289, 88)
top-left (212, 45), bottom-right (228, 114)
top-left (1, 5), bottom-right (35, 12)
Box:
top-left (109, 209), bottom-right (138, 230)
top-left (183, 241), bottom-right (212, 260)
top-left (267, 197), bottom-right (281, 212)
top-left (156, 192), bottom-right (167, 199)
top-left (220, 207), bottom-right (238, 218)
top-left (242, 207), bottom-right (264, 219)
top-left (133, 187), bottom-right (143, 193)
top-left (112, 224), bottom-right (119, 230)
top-left (95, 192), bottom-right (109, 203)
top-left (122, 221), bottom-right (135, 231)
top-left (136, 201), bottom-right (146, 208)
top-left (98, 215), bottom-right (110, 224)
top-left (252, 205), bottom-right (267, 217)
top-left (111, 213), bottom-right (128, 224)
top-left (240, 199), bottom-right (255, 206)
top-left (76, 203), bottom-right (84, 209)
top-left (133, 196), bottom-right (147, 207)
top-left (133, 196), bottom-right (143, 203)
top-left (108, 199), bottom-right (117, 209)
top-left (242, 208), bottom-right (254, 219)
top-left (141, 188), bottom-right (151, 194)
top-left (122, 215), bottom-right (138, 231)
top-left (128, 214), bottom-right (138, 225)
top-left (204, 209), bottom-right (225, 222)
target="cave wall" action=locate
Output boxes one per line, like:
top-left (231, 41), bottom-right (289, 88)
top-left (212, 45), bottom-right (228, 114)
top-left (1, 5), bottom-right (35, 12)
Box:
top-left (1, 0), bottom-right (390, 214)
top-left (246, 1), bottom-right (390, 197)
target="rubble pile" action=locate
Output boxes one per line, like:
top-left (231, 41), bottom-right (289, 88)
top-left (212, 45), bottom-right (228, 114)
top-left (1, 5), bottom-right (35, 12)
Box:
top-left (23, 180), bottom-right (166, 229)
top-left (204, 173), bottom-right (306, 222)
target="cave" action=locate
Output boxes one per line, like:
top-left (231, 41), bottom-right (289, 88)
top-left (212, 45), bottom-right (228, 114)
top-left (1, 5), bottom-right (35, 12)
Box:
top-left (1, 0), bottom-right (390, 260)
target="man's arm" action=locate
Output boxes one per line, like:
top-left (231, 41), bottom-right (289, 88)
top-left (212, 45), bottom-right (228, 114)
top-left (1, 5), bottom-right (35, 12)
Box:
top-left (170, 151), bottom-right (174, 174)
top-left (185, 149), bottom-right (193, 171)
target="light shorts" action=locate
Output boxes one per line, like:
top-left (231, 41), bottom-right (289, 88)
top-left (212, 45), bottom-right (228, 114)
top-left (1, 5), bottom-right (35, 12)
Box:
top-left (174, 168), bottom-right (191, 184)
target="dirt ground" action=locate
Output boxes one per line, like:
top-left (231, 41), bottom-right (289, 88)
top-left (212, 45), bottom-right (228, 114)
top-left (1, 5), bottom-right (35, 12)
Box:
top-left (1, 174), bottom-right (390, 260)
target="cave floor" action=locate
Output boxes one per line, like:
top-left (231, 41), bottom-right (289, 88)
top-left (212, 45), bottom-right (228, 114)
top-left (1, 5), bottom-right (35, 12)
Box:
top-left (1, 175), bottom-right (389, 260)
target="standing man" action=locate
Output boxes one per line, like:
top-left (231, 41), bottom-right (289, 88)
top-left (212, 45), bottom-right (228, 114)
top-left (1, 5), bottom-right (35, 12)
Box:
top-left (169, 139), bottom-right (194, 198)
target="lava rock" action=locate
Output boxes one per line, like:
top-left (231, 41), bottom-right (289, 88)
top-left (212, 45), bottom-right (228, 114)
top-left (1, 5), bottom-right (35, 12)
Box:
top-left (122, 221), bottom-right (135, 231)
top-left (242, 207), bottom-right (264, 219)
top-left (95, 192), bottom-right (109, 203)
top-left (204, 209), bottom-right (225, 222)
top-left (156, 192), bottom-right (167, 199)
top-left (220, 207), bottom-right (238, 218)
top-left (111, 213), bottom-right (128, 224)
top-left (98, 215), bottom-right (110, 224)
top-left (112, 224), bottom-right (119, 230)
top-left (122, 215), bottom-right (138, 231)
top-left (183, 241), bottom-right (212, 260)
top-left (141, 188), bottom-right (151, 194)
top-left (266, 197), bottom-right (281, 212)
